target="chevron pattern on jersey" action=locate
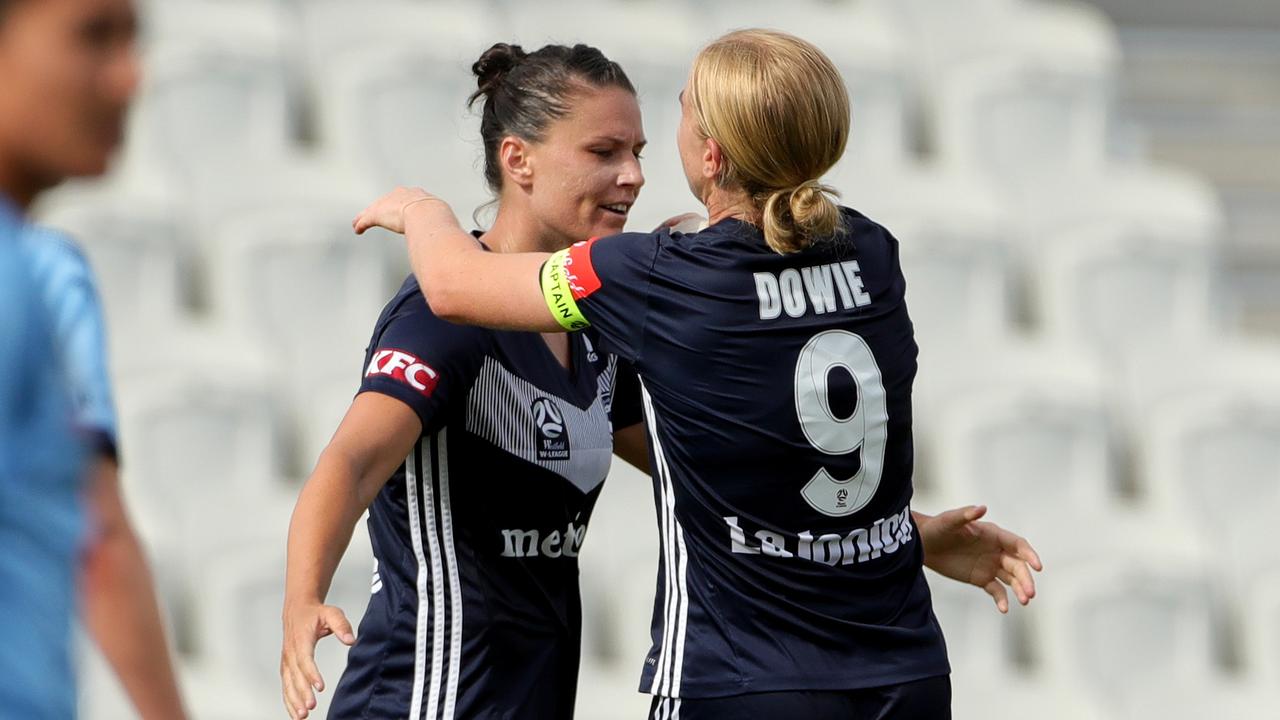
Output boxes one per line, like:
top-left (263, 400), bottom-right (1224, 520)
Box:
top-left (465, 356), bottom-right (614, 494)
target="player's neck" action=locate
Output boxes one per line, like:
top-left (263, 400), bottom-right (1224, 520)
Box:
top-left (703, 184), bottom-right (758, 227)
top-left (0, 157), bottom-right (42, 213)
top-left (483, 204), bottom-right (566, 255)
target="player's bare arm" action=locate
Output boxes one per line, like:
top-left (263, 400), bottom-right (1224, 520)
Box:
top-left (281, 393), bottom-right (421, 720)
top-left (913, 507), bottom-right (1043, 613)
top-left (81, 458), bottom-right (189, 720)
top-left (354, 188), bottom-right (558, 332)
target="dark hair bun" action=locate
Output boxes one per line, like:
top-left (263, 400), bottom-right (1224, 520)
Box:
top-left (469, 43), bottom-right (528, 108)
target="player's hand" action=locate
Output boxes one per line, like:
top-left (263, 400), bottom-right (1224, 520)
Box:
top-left (655, 212), bottom-right (706, 233)
top-left (917, 505), bottom-right (1043, 613)
top-left (353, 186), bottom-right (455, 236)
top-left (280, 601), bottom-right (356, 719)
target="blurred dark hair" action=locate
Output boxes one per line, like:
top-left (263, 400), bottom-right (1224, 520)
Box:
top-left (469, 42), bottom-right (635, 193)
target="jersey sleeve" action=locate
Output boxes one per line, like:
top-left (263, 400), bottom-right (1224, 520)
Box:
top-left (0, 242), bottom-right (80, 482)
top-left (609, 359), bottom-right (644, 430)
top-left (539, 232), bottom-right (663, 363)
top-left (359, 294), bottom-right (486, 435)
top-left (0, 249), bottom-right (35, 437)
top-left (22, 232), bottom-right (119, 459)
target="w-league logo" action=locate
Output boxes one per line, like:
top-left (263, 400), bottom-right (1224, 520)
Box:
top-left (532, 397), bottom-right (571, 461)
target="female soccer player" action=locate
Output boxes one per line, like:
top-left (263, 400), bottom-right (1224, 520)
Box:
top-left (281, 43), bottom-right (652, 720)
top-left (356, 29), bottom-right (1043, 719)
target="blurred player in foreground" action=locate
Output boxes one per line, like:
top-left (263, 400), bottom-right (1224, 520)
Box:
top-left (23, 225), bottom-right (188, 719)
top-left (0, 0), bottom-right (184, 717)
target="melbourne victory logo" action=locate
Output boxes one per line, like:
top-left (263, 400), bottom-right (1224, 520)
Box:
top-left (532, 397), bottom-right (571, 461)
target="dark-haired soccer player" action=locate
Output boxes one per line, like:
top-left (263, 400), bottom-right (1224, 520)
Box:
top-left (281, 42), bottom-right (651, 720)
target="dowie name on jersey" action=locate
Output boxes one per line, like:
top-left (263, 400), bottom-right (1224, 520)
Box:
top-left (724, 506), bottom-right (913, 566)
top-left (754, 261), bottom-right (872, 321)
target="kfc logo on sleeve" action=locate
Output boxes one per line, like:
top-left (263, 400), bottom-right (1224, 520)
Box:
top-left (565, 238), bottom-right (602, 300)
top-left (365, 349), bottom-right (439, 397)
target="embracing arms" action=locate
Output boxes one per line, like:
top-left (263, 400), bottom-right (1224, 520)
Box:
top-left (355, 188), bottom-right (560, 332)
top-left (355, 189), bottom-right (1043, 614)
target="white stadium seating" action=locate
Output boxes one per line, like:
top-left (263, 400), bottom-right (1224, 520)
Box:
top-left (1031, 558), bottom-right (1223, 708)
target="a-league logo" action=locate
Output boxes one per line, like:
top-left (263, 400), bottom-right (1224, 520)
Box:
top-left (532, 397), bottom-right (571, 461)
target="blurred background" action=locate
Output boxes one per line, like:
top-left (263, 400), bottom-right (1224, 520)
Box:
top-left (33, 0), bottom-right (1279, 717)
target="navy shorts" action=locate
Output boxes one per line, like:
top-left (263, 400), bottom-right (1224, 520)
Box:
top-left (648, 675), bottom-right (951, 720)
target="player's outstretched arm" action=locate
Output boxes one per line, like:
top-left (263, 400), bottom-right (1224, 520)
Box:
top-left (281, 393), bottom-right (421, 720)
top-left (354, 187), bottom-right (561, 332)
top-left (913, 506), bottom-right (1043, 614)
top-left (81, 458), bottom-right (189, 720)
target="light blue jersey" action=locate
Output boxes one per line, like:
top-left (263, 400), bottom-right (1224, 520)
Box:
top-left (22, 226), bottom-right (119, 458)
top-left (0, 197), bottom-right (84, 720)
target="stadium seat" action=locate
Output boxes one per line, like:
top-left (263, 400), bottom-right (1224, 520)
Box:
top-left (934, 54), bottom-right (1113, 181)
top-left (124, 1), bottom-right (296, 182)
top-left (1030, 558), bottom-right (1222, 706)
top-left (1033, 220), bottom-right (1220, 349)
top-left (916, 339), bottom-right (1207, 562)
top-left (300, 0), bottom-right (501, 77)
top-left (302, 2), bottom-right (504, 219)
top-left (188, 497), bottom-right (374, 718)
top-left (1242, 573), bottom-right (1280, 689)
top-left (883, 0), bottom-right (1118, 172)
top-left (825, 163), bottom-right (1018, 343)
top-left (925, 569), bottom-right (1014, 674)
top-left (1009, 164), bottom-right (1224, 260)
top-left (295, 372), bottom-right (361, 476)
top-left (33, 189), bottom-right (192, 340)
top-left (115, 362), bottom-right (290, 541)
top-left (206, 201), bottom-right (391, 386)
top-left (928, 374), bottom-right (1113, 538)
top-left (312, 46), bottom-right (494, 219)
top-left (1136, 385), bottom-right (1280, 582)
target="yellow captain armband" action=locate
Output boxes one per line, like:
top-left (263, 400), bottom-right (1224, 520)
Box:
top-left (540, 249), bottom-right (591, 331)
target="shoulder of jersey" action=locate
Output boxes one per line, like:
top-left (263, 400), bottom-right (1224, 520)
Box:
top-left (384, 274), bottom-right (488, 337)
top-left (21, 225), bottom-right (91, 269)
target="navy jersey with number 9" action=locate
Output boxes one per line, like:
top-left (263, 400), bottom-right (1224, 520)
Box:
top-left (541, 207), bottom-right (949, 698)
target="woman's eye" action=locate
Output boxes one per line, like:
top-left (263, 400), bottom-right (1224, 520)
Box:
top-left (590, 149), bottom-right (612, 157)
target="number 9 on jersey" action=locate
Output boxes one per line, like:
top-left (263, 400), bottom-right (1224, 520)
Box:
top-left (794, 330), bottom-right (888, 517)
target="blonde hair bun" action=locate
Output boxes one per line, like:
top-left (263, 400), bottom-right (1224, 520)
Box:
top-left (761, 181), bottom-right (843, 254)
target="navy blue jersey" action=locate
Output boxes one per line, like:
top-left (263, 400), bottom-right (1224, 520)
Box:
top-left (330, 275), bottom-right (638, 720)
top-left (541, 207), bottom-right (949, 698)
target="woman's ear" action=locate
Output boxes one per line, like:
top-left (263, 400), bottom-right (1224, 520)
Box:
top-left (499, 135), bottom-right (535, 190)
top-left (704, 136), bottom-right (725, 183)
